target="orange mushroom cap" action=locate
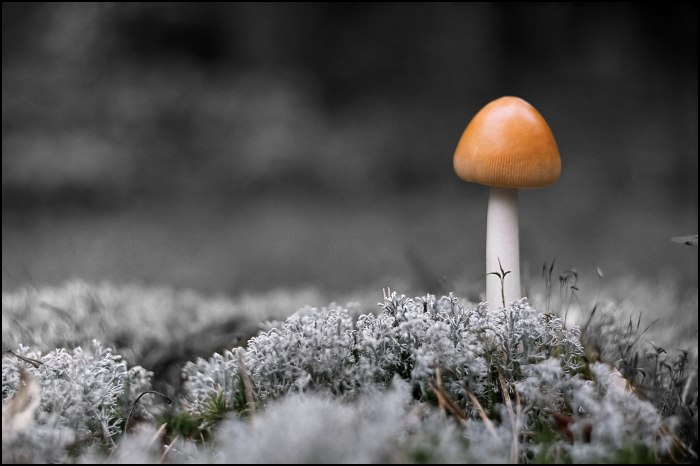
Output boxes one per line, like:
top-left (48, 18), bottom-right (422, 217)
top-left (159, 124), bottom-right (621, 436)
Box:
top-left (453, 96), bottom-right (561, 188)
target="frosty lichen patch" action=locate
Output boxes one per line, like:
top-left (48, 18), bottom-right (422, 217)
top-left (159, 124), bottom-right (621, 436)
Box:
top-left (2, 285), bottom-right (696, 463)
top-left (180, 292), bottom-right (680, 463)
top-left (2, 340), bottom-right (155, 463)
top-left (182, 294), bottom-right (584, 415)
top-left (1, 280), bottom-right (322, 391)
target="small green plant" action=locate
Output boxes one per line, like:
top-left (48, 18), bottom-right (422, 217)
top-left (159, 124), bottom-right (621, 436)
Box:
top-left (202, 390), bottom-right (231, 427)
top-left (542, 259), bottom-right (556, 314)
top-left (540, 259), bottom-right (585, 325)
top-left (487, 257), bottom-right (511, 309)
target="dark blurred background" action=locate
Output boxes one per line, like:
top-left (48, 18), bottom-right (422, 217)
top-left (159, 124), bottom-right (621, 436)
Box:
top-left (2, 3), bottom-right (697, 301)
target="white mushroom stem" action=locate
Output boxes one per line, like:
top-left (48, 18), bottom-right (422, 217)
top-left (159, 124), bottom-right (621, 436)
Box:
top-left (486, 187), bottom-right (521, 309)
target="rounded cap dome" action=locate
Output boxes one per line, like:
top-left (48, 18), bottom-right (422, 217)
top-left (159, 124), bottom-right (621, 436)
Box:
top-left (453, 96), bottom-right (561, 188)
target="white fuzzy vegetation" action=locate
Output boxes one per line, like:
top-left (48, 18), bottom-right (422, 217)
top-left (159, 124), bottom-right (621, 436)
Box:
top-left (1, 279), bottom-right (319, 362)
top-left (209, 381), bottom-right (526, 464)
top-left (2, 283), bottom-right (696, 463)
top-left (183, 294), bottom-right (584, 412)
top-left (1, 340), bottom-right (154, 463)
top-left (181, 292), bottom-right (680, 463)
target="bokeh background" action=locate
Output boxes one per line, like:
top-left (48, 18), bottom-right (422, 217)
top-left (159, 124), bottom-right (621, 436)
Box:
top-left (2, 3), bottom-right (697, 305)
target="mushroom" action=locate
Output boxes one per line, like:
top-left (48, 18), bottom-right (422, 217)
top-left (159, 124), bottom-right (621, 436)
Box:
top-left (453, 96), bottom-right (561, 309)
